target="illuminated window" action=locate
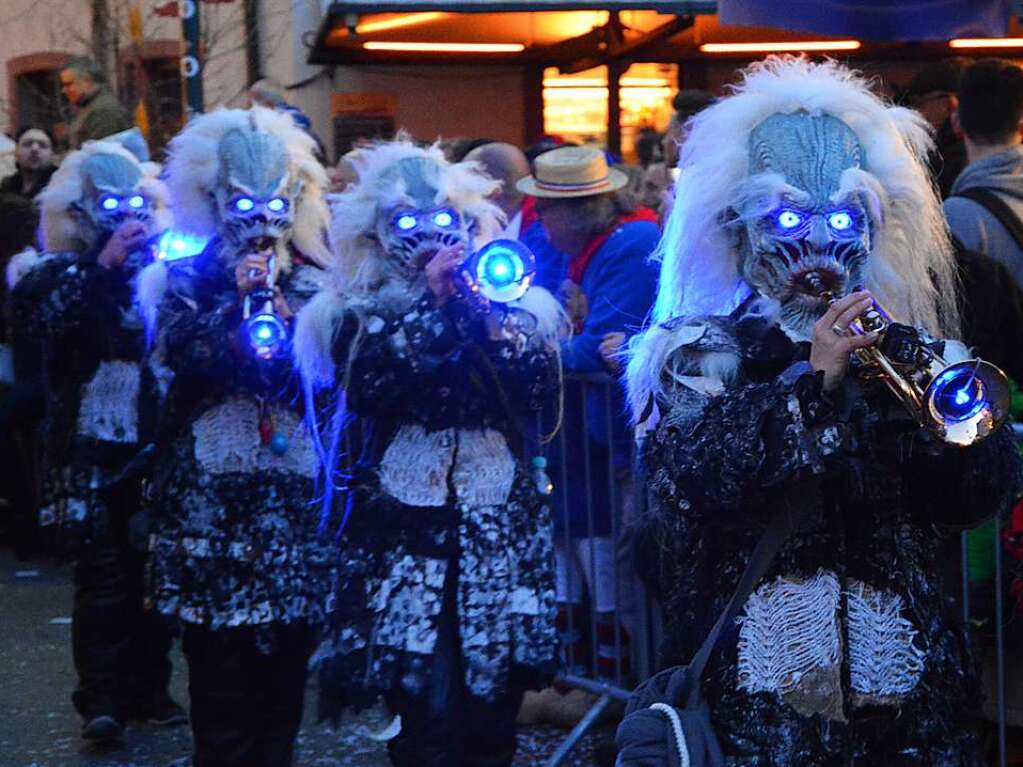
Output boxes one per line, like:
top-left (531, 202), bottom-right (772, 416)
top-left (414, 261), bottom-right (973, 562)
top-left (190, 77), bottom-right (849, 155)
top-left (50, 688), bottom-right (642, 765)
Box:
top-left (542, 62), bottom-right (678, 163)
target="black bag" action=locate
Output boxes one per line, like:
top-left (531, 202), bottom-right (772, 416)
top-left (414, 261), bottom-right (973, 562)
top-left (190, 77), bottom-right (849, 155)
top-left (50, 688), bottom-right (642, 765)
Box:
top-left (615, 499), bottom-right (805, 766)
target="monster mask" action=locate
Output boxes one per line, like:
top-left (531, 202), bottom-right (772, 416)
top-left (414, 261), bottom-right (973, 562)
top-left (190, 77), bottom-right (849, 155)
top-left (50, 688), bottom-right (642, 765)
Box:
top-left (73, 152), bottom-right (151, 251)
top-left (213, 126), bottom-right (299, 254)
top-left (375, 156), bottom-right (469, 272)
top-left (739, 112), bottom-right (871, 340)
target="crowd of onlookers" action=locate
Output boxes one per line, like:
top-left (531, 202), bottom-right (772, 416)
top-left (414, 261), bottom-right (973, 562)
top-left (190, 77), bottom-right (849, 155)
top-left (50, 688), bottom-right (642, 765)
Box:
top-left (1, 52), bottom-right (1023, 749)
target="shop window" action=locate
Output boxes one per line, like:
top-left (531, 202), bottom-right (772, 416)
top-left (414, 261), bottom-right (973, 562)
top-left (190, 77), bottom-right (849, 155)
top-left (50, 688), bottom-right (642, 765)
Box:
top-left (542, 62), bottom-right (677, 164)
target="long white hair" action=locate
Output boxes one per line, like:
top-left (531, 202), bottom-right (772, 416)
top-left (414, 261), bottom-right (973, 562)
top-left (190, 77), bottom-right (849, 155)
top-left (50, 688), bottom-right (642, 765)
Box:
top-left (628, 56), bottom-right (960, 413)
top-left (163, 106), bottom-right (330, 267)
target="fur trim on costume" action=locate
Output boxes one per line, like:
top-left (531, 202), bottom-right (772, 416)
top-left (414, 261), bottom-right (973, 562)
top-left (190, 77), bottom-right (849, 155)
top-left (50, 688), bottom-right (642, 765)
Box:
top-left (37, 140), bottom-right (171, 252)
top-left (293, 288), bottom-right (349, 388)
top-left (135, 259), bottom-right (169, 346)
top-left (164, 106), bottom-right (330, 269)
top-left (629, 56), bottom-right (961, 418)
top-left (5, 247), bottom-right (47, 290)
top-left (511, 286), bottom-right (570, 350)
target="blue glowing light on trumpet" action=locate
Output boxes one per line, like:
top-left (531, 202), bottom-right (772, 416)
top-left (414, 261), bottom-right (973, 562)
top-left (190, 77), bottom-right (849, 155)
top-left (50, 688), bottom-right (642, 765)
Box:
top-left (246, 312), bottom-right (287, 358)
top-left (468, 239), bottom-right (536, 303)
top-left (156, 230), bottom-right (208, 262)
top-left (929, 366), bottom-right (987, 423)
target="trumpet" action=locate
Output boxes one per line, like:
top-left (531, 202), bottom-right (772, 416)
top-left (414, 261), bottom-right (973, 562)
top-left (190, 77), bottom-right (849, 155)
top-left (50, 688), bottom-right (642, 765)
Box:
top-left (803, 271), bottom-right (1010, 447)
top-left (457, 239), bottom-right (537, 310)
top-left (242, 253), bottom-right (287, 360)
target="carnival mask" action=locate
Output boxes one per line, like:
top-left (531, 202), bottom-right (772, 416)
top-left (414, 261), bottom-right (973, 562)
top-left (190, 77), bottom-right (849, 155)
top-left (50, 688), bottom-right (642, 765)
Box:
top-left (213, 127), bottom-right (298, 253)
top-left (375, 157), bottom-right (469, 271)
top-left (74, 153), bottom-right (151, 250)
top-left (739, 112), bottom-right (872, 340)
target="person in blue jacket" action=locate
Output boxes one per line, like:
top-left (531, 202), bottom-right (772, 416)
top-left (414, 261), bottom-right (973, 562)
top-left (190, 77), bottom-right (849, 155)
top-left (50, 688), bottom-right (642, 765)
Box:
top-left (516, 145), bottom-right (660, 682)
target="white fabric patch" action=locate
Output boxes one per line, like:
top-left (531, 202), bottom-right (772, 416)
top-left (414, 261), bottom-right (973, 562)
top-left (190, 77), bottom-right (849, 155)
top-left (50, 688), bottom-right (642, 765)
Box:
top-left (191, 395), bottom-right (317, 478)
top-left (379, 425), bottom-right (456, 507)
top-left (369, 554), bottom-right (448, 655)
top-left (451, 428), bottom-right (516, 507)
top-left (508, 587), bottom-right (540, 616)
top-left (737, 570), bottom-right (842, 696)
top-left (379, 425), bottom-right (515, 507)
top-left (847, 581), bottom-right (925, 698)
top-left (76, 360), bottom-right (140, 443)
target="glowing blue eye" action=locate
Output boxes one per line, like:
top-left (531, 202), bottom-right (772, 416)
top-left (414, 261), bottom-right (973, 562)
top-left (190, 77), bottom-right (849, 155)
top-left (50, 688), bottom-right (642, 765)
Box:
top-left (267, 197), bottom-right (287, 213)
top-left (127, 195), bottom-right (145, 209)
top-left (432, 209), bottom-right (456, 228)
top-left (234, 197), bottom-right (255, 213)
top-left (776, 210), bottom-right (803, 229)
top-left (395, 213), bottom-right (418, 232)
top-left (828, 211), bottom-right (854, 231)
top-left (100, 196), bottom-right (120, 211)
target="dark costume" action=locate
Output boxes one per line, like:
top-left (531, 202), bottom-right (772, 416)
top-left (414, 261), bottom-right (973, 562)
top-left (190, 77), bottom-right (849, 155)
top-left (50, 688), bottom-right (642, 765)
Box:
top-left (143, 106), bottom-right (335, 767)
top-left (638, 307), bottom-right (1018, 765)
top-left (625, 58), bottom-right (1021, 767)
top-left (296, 140), bottom-right (563, 766)
top-left (7, 138), bottom-right (177, 731)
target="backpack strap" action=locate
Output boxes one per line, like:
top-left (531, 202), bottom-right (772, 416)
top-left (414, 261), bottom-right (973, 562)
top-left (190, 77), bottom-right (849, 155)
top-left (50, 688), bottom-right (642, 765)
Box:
top-left (950, 187), bottom-right (1023, 253)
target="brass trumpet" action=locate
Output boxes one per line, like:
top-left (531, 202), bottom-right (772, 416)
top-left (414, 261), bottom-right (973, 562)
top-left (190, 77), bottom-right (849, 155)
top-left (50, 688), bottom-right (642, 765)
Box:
top-left (804, 272), bottom-right (1010, 447)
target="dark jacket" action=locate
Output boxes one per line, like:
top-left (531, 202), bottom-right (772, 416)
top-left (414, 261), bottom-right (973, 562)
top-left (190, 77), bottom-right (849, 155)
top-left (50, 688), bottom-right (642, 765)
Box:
top-left (638, 303), bottom-right (1019, 765)
top-left (69, 90), bottom-right (134, 148)
top-left (316, 281), bottom-right (561, 714)
top-left (945, 145), bottom-right (1023, 291)
top-left (148, 242), bottom-right (334, 630)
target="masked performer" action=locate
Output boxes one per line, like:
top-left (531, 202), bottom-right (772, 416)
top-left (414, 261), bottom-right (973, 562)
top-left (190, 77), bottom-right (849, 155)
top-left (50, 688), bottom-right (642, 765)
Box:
top-left (626, 57), bottom-right (1020, 766)
top-left (7, 133), bottom-right (184, 741)
top-left (139, 107), bottom-right (332, 766)
top-left (294, 139), bottom-right (565, 767)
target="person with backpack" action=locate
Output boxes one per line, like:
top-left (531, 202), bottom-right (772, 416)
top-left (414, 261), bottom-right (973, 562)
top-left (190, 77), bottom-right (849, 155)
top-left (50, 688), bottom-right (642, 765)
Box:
top-left (945, 58), bottom-right (1023, 291)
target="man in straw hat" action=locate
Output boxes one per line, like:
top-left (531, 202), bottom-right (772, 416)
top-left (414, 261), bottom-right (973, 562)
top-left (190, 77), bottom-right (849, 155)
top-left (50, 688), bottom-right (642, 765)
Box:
top-left (517, 145), bottom-right (659, 689)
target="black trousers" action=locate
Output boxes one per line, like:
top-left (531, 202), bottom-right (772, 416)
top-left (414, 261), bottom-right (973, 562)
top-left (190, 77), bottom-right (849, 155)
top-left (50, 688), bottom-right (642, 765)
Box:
top-left (182, 621), bottom-right (313, 767)
top-left (383, 570), bottom-right (525, 767)
top-left (71, 483), bottom-right (175, 720)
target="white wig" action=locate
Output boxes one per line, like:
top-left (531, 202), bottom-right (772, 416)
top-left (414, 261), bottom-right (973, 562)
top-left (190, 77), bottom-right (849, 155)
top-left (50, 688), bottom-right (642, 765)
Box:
top-left (628, 56), bottom-right (960, 414)
top-left (163, 106), bottom-right (330, 268)
top-left (37, 139), bottom-right (171, 252)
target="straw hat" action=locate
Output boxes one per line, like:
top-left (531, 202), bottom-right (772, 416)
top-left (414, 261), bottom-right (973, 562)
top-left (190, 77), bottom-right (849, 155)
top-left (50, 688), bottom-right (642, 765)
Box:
top-left (516, 145), bottom-right (628, 198)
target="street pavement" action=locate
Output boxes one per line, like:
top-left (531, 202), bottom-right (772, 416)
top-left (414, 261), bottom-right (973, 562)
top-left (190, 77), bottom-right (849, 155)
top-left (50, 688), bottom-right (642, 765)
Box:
top-left (0, 547), bottom-right (604, 767)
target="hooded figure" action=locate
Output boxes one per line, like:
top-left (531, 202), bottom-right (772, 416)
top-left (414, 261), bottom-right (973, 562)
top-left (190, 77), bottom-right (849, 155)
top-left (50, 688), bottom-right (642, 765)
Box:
top-left (139, 106), bottom-right (332, 767)
top-left (293, 138), bottom-right (566, 767)
top-left (6, 132), bottom-right (183, 741)
top-left (626, 57), bottom-right (1019, 766)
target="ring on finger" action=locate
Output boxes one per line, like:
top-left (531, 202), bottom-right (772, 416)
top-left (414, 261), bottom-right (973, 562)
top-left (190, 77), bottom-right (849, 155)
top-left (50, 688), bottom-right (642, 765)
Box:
top-left (831, 323), bottom-right (847, 336)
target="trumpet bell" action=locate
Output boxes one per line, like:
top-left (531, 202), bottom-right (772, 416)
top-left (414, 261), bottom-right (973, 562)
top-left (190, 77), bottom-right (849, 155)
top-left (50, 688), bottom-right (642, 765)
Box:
top-left (464, 239), bottom-right (536, 304)
top-left (923, 360), bottom-right (1012, 447)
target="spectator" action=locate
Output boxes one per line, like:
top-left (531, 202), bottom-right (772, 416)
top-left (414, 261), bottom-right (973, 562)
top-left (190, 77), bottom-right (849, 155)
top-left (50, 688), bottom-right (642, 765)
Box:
top-left (59, 58), bottom-right (134, 149)
top-left (0, 126), bottom-right (56, 558)
top-left (634, 126), bottom-right (662, 168)
top-left (0, 127), bottom-right (56, 201)
top-left (945, 59), bottom-right (1023, 290)
top-left (464, 141), bottom-right (534, 237)
top-left (517, 146), bottom-right (659, 683)
top-left (906, 58), bottom-right (969, 198)
top-left (941, 58), bottom-right (1023, 385)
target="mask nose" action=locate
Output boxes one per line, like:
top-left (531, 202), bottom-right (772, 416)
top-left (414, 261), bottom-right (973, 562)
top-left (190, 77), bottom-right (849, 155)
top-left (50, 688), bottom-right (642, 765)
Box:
top-left (805, 215), bottom-right (831, 250)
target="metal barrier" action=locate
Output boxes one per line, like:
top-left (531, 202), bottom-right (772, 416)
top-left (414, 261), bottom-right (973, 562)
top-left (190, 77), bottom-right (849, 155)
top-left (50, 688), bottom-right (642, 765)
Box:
top-left (536, 376), bottom-right (1021, 766)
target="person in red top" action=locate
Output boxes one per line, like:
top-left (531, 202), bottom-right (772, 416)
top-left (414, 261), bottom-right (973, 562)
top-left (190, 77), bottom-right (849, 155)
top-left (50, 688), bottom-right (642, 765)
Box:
top-left (516, 146), bottom-right (660, 684)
